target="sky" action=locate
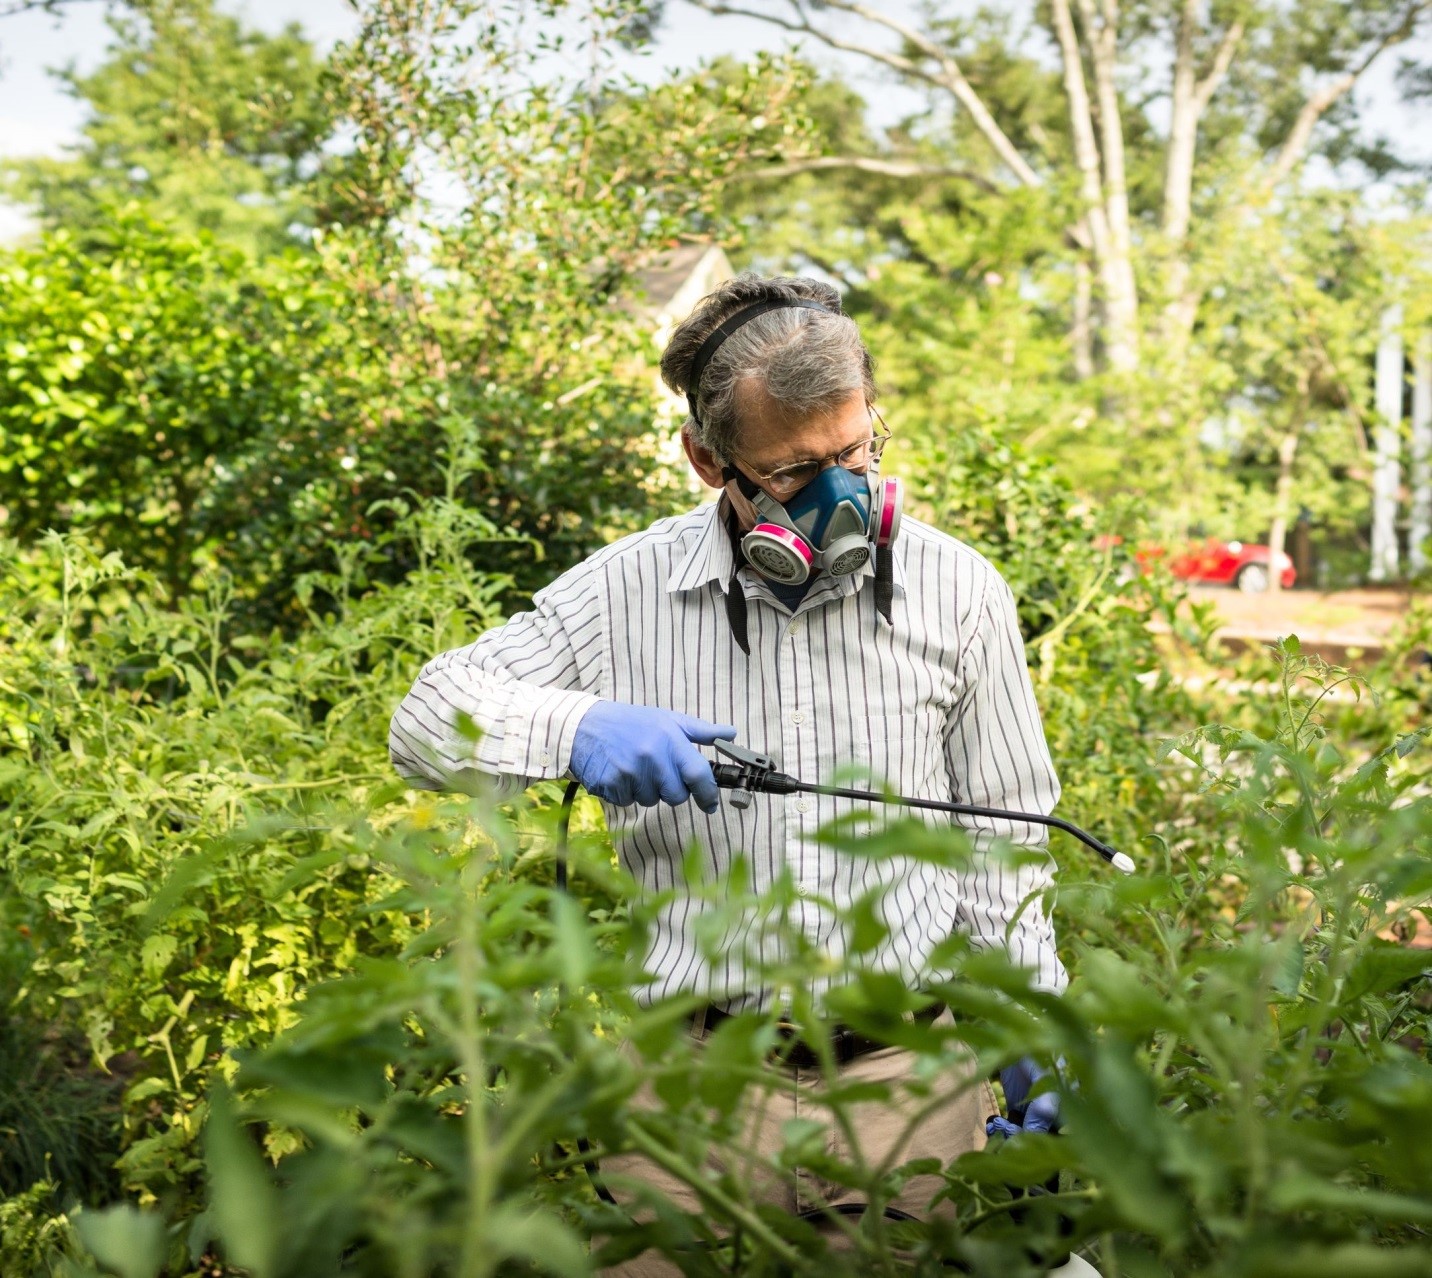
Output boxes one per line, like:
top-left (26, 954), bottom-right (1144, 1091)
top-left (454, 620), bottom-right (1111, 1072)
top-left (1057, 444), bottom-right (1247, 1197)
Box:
top-left (0, 0), bottom-right (1427, 241)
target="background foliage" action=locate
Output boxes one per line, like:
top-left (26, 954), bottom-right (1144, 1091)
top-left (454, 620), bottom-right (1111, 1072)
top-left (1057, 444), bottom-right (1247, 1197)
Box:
top-left (0, 0), bottom-right (1429, 1275)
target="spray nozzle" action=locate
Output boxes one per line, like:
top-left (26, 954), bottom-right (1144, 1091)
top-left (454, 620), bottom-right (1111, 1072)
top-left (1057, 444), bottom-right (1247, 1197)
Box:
top-left (712, 741), bottom-right (800, 808)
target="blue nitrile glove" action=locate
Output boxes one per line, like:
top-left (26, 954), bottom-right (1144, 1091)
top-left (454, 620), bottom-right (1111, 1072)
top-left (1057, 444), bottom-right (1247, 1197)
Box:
top-left (986, 1056), bottom-right (1062, 1138)
top-left (568, 701), bottom-right (737, 814)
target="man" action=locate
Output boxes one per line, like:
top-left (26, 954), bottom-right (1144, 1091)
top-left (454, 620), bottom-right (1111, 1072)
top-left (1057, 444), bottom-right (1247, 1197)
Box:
top-left (389, 273), bottom-right (1066, 1269)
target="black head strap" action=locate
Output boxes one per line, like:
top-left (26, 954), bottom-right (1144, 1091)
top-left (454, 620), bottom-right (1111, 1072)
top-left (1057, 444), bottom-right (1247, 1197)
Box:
top-left (686, 298), bottom-right (835, 426)
top-left (874, 544), bottom-right (894, 628)
top-left (720, 499), bottom-right (751, 655)
top-left (720, 500), bottom-right (892, 657)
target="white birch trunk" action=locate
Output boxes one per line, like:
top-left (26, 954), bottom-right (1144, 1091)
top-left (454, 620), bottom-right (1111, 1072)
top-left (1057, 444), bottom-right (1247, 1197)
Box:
top-left (1371, 305), bottom-right (1404, 583)
top-left (1049, 0), bottom-right (1138, 373)
top-left (1267, 428), bottom-right (1299, 596)
top-left (1080, 0), bottom-right (1140, 371)
top-left (1163, 0), bottom-right (1197, 261)
top-left (1410, 332), bottom-right (1432, 574)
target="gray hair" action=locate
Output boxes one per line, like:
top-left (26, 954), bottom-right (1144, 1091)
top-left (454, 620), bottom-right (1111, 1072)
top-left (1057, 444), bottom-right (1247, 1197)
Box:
top-left (659, 272), bottom-right (877, 461)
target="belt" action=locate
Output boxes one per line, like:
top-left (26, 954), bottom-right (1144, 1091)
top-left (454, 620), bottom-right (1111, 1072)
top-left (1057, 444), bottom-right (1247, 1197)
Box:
top-left (689, 1002), bottom-right (945, 1069)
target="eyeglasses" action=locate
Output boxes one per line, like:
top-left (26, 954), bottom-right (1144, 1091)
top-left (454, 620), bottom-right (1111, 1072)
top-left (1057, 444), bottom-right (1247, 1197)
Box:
top-left (728, 408), bottom-right (892, 501)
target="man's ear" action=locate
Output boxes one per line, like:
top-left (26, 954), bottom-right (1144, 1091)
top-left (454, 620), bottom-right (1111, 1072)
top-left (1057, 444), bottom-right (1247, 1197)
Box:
top-left (682, 425), bottom-right (727, 490)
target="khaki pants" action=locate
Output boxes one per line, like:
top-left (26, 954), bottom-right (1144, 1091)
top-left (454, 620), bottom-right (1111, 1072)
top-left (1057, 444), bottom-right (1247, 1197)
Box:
top-left (599, 1011), bottom-right (997, 1276)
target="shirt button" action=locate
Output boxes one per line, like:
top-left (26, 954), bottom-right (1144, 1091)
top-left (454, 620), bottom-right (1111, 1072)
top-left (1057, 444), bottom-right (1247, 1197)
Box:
top-left (540, 750), bottom-right (552, 767)
top-left (790, 710), bottom-right (805, 725)
top-left (788, 619), bottom-right (802, 636)
top-left (796, 885), bottom-right (808, 897)
top-left (796, 798), bottom-right (812, 814)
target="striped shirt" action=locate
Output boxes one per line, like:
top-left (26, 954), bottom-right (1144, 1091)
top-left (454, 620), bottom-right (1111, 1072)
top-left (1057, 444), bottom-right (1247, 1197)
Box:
top-left (389, 501), bottom-right (1067, 1008)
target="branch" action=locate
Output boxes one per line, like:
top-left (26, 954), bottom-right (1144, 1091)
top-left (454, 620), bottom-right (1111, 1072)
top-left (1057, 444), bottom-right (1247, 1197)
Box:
top-left (733, 154), bottom-right (999, 192)
top-left (1261, 1), bottom-right (1432, 191)
top-left (689, 1), bottom-right (927, 82)
top-left (810, 0), bottom-right (1045, 187)
top-left (688, 0), bottom-right (1043, 188)
top-left (1193, 19), bottom-right (1243, 114)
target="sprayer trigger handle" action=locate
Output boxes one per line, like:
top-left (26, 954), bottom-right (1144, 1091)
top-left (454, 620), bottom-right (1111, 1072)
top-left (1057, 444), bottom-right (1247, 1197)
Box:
top-left (715, 740), bottom-right (778, 771)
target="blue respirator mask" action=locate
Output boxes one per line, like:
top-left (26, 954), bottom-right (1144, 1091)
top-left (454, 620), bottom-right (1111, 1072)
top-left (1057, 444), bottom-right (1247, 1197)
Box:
top-left (728, 461), bottom-right (903, 586)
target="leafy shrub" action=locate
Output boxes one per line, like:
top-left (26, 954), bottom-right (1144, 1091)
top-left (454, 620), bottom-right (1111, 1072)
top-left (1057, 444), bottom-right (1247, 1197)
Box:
top-left (0, 214), bottom-right (683, 617)
top-left (0, 492), bottom-right (508, 1202)
top-left (0, 1180), bottom-right (86, 1277)
top-left (899, 414), bottom-right (1199, 906)
top-left (18, 642), bottom-right (1422, 1277)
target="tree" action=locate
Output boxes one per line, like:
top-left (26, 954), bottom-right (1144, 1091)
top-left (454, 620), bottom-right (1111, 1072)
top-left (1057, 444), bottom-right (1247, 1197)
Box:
top-left (6, 0), bottom-right (334, 254)
top-left (0, 2), bottom-right (817, 612)
top-left (687, 0), bottom-right (1432, 381)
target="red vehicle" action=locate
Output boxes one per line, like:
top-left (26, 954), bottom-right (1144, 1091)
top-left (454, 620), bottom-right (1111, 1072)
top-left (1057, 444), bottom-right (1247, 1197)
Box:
top-left (1136, 538), bottom-right (1296, 592)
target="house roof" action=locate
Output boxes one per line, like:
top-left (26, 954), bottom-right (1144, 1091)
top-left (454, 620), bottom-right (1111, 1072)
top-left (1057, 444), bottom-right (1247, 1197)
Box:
top-left (633, 242), bottom-right (733, 325)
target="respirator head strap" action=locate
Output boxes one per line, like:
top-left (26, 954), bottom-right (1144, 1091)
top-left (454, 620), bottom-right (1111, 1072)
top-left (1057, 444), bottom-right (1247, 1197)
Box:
top-left (720, 500), bottom-right (752, 656)
top-left (720, 461), bottom-right (761, 503)
top-left (687, 298), bottom-right (836, 425)
top-left (874, 543), bottom-right (894, 628)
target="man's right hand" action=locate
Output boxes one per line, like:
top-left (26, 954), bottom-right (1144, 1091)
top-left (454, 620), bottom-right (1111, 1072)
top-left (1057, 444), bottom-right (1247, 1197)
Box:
top-left (568, 702), bottom-right (737, 814)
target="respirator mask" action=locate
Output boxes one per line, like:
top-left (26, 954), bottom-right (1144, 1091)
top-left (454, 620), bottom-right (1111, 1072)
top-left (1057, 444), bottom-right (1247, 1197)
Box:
top-left (723, 447), bottom-right (903, 586)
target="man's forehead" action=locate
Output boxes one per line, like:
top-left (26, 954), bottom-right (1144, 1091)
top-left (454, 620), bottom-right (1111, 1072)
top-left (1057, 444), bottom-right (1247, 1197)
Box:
top-left (733, 384), bottom-right (870, 463)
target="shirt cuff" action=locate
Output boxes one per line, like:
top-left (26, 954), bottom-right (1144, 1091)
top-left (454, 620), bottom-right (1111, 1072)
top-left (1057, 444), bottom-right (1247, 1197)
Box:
top-left (496, 683), bottom-right (601, 780)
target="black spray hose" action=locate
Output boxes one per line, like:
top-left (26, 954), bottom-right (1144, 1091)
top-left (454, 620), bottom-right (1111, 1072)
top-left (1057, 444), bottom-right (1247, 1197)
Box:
top-left (709, 741), bottom-right (1135, 874)
top-left (554, 778), bottom-right (580, 894)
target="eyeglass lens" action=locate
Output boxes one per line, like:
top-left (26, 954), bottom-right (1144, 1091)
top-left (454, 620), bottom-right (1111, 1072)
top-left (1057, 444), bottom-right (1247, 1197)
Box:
top-left (767, 435), bottom-right (885, 495)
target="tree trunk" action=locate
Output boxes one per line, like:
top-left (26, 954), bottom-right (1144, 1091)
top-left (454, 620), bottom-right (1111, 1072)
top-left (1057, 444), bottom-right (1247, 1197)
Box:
top-left (1159, 8), bottom-right (1242, 357)
top-left (1079, 0), bottom-right (1140, 372)
top-left (1267, 427), bottom-right (1300, 596)
top-left (1072, 255), bottom-right (1095, 379)
top-left (1048, 0), bottom-right (1138, 373)
top-left (1161, 0), bottom-right (1198, 359)
top-left (1410, 332), bottom-right (1431, 574)
top-left (1371, 304), bottom-right (1404, 583)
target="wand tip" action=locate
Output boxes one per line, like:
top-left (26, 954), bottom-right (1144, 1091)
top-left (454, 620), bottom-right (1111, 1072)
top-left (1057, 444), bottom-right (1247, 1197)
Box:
top-left (1111, 852), bottom-right (1136, 875)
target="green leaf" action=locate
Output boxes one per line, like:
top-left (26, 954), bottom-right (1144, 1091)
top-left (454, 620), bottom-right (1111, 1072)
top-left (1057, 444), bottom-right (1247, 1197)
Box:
top-left (845, 890), bottom-right (890, 955)
top-left (549, 890), bottom-right (594, 987)
top-left (1342, 945), bottom-right (1431, 1003)
top-left (696, 1014), bottom-right (774, 1115)
top-left (1268, 1173), bottom-right (1432, 1226)
top-left (204, 1085), bottom-right (278, 1278)
top-left (484, 1204), bottom-right (588, 1277)
top-left (1270, 937), bottom-right (1305, 998)
top-left (238, 1035), bottom-right (397, 1108)
top-left (953, 1132), bottom-right (1071, 1187)
top-left (140, 933), bottom-right (179, 978)
top-left (73, 1204), bottom-right (164, 1278)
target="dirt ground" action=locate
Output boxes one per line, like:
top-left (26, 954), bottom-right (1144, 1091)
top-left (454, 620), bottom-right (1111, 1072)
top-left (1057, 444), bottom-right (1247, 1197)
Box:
top-left (1166, 582), bottom-right (1426, 662)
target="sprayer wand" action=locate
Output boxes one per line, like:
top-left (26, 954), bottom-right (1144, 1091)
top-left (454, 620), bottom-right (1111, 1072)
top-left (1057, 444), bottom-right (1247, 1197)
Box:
top-left (709, 741), bottom-right (1135, 874)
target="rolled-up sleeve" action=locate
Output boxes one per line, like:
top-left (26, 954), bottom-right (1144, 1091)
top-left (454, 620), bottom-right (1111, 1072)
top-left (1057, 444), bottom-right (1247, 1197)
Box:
top-left (388, 569), bottom-right (604, 797)
top-left (944, 571), bottom-right (1067, 994)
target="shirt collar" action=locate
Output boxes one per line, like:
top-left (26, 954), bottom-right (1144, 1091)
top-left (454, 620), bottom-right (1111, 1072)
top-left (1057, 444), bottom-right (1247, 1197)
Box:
top-left (667, 499), bottom-right (738, 594)
top-left (666, 498), bottom-right (907, 598)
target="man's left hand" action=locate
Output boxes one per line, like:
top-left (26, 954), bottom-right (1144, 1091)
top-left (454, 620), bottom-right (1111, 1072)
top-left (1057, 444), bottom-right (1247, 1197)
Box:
top-left (986, 1056), bottom-right (1060, 1138)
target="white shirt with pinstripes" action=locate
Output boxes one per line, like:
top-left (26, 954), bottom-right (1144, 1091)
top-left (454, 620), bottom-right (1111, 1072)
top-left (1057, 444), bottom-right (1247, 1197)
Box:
top-left (389, 500), bottom-right (1067, 1009)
